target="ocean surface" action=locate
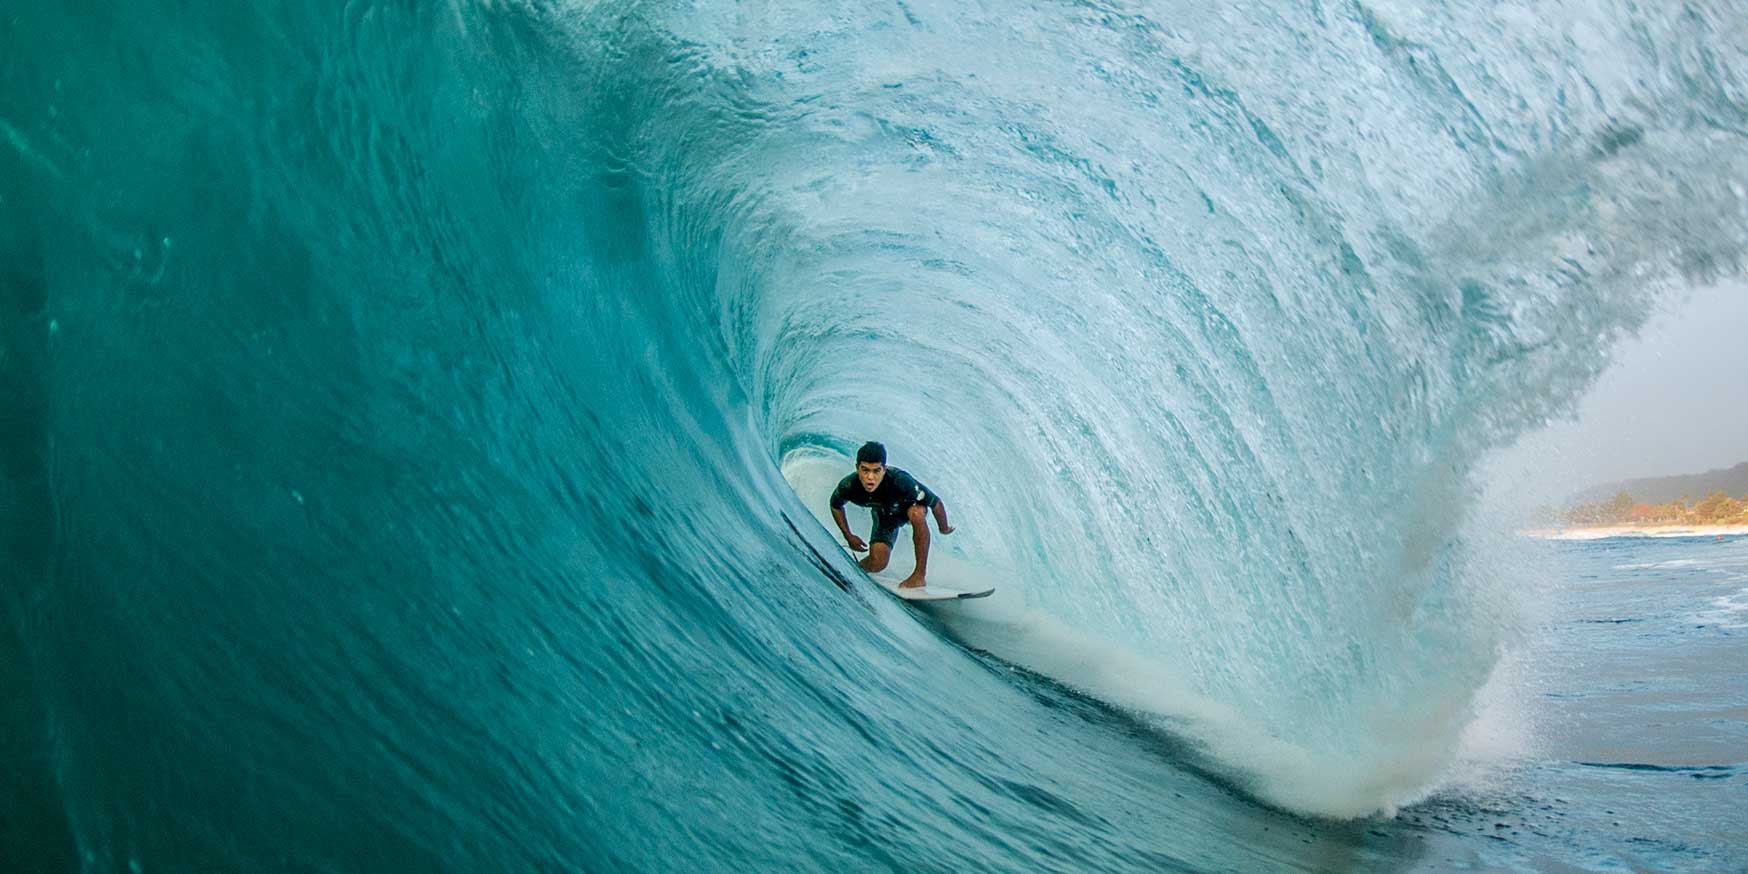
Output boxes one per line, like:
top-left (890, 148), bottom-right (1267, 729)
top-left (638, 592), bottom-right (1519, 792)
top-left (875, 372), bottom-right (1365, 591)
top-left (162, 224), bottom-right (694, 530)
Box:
top-left (1420, 535), bottom-right (1748, 872)
top-left (4, 1), bottom-right (1747, 872)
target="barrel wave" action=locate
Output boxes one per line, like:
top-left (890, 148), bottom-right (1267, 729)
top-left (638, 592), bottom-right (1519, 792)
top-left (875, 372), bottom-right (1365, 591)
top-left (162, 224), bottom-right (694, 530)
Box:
top-left (3, 1), bottom-right (1746, 872)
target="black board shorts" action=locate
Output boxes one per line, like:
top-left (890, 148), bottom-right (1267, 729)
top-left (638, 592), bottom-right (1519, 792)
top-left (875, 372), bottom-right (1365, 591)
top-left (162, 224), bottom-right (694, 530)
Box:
top-left (870, 508), bottom-right (910, 547)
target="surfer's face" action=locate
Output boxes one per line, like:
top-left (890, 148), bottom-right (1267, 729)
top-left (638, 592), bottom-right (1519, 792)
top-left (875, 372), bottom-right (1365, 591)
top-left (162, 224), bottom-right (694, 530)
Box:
top-left (856, 461), bottom-right (885, 492)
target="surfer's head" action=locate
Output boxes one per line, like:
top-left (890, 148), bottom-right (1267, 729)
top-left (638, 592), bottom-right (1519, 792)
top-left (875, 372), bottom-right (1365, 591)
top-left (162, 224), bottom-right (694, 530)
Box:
top-left (855, 442), bottom-right (887, 491)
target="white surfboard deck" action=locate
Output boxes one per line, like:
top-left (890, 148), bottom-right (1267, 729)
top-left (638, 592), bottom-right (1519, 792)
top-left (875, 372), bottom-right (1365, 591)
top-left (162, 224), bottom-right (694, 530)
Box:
top-left (875, 578), bottom-right (995, 601)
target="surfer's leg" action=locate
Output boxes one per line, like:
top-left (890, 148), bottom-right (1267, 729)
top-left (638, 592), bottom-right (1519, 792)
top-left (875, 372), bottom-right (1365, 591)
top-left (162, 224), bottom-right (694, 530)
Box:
top-left (897, 504), bottom-right (930, 588)
top-left (861, 543), bottom-right (891, 572)
top-left (865, 510), bottom-right (904, 574)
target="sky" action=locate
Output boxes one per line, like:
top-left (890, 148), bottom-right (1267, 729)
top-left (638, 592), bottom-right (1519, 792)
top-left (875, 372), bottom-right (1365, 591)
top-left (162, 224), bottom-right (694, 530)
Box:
top-left (1484, 280), bottom-right (1748, 505)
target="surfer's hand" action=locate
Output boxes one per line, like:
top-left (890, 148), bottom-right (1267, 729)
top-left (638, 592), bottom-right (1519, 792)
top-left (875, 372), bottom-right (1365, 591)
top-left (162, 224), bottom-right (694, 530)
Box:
top-left (846, 534), bottom-right (868, 552)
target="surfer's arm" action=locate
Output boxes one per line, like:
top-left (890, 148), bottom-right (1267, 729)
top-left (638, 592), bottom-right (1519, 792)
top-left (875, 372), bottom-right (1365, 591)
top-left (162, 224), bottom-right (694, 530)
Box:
top-left (831, 507), bottom-right (868, 551)
top-left (930, 500), bottom-right (954, 535)
top-left (828, 477), bottom-right (865, 549)
top-left (903, 474), bottom-right (951, 534)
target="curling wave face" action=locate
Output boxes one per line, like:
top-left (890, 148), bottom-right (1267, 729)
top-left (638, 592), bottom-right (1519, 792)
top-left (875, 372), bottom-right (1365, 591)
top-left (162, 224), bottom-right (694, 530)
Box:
top-left (675, 0), bottom-right (1748, 813)
top-left (3, 0), bottom-right (1747, 870)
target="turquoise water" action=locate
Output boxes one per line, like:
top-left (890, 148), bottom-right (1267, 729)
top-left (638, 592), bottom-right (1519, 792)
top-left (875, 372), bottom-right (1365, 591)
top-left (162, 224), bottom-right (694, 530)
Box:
top-left (3, 1), bottom-right (1747, 871)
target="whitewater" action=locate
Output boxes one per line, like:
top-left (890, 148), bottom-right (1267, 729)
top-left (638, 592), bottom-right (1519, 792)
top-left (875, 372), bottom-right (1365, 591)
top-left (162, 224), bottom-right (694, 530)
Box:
top-left (3, 0), bottom-right (1746, 871)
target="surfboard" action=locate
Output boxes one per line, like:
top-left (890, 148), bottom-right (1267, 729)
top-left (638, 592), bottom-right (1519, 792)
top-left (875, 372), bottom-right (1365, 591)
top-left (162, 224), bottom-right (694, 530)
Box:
top-left (875, 578), bottom-right (994, 601)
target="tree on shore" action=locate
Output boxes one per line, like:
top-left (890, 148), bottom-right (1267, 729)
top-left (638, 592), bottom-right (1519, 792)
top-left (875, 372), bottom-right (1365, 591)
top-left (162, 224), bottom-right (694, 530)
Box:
top-left (1562, 489), bottom-right (1748, 527)
top-left (1695, 490), bottom-right (1745, 523)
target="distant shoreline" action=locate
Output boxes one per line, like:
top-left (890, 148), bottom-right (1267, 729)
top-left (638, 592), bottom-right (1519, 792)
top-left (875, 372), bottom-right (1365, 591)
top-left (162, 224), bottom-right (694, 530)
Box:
top-left (1519, 523), bottom-right (1748, 541)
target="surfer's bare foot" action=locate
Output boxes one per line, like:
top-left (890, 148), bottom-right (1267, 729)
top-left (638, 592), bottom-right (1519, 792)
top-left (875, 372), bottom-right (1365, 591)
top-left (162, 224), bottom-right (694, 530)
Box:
top-left (898, 575), bottom-right (926, 589)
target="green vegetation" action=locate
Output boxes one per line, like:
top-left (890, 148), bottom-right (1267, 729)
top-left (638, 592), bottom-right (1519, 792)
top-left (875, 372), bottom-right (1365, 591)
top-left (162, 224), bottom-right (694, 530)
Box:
top-left (1562, 489), bottom-right (1748, 528)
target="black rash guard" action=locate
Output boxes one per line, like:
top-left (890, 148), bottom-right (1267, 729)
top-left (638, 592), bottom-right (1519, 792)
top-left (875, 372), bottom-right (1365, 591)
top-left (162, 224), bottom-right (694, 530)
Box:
top-left (830, 467), bottom-right (941, 518)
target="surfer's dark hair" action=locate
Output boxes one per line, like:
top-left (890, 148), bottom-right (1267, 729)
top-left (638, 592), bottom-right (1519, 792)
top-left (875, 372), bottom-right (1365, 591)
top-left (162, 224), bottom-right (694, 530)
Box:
top-left (856, 441), bottom-right (886, 465)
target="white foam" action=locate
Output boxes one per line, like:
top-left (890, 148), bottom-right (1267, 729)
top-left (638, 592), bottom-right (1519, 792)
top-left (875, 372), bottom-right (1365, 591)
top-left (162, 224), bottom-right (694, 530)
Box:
top-left (1611, 558), bottom-right (1700, 571)
top-left (936, 598), bottom-right (1476, 817)
top-left (1695, 587), bottom-right (1748, 629)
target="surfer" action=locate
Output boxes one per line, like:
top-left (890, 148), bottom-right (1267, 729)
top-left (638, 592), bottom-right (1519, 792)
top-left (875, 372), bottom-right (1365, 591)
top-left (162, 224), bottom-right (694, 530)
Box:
top-left (830, 442), bottom-right (954, 588)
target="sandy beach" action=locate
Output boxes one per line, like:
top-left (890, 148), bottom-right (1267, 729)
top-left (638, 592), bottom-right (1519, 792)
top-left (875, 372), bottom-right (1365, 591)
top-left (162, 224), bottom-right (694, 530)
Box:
top-left (1519, 523), bottom-right (1748, 540)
